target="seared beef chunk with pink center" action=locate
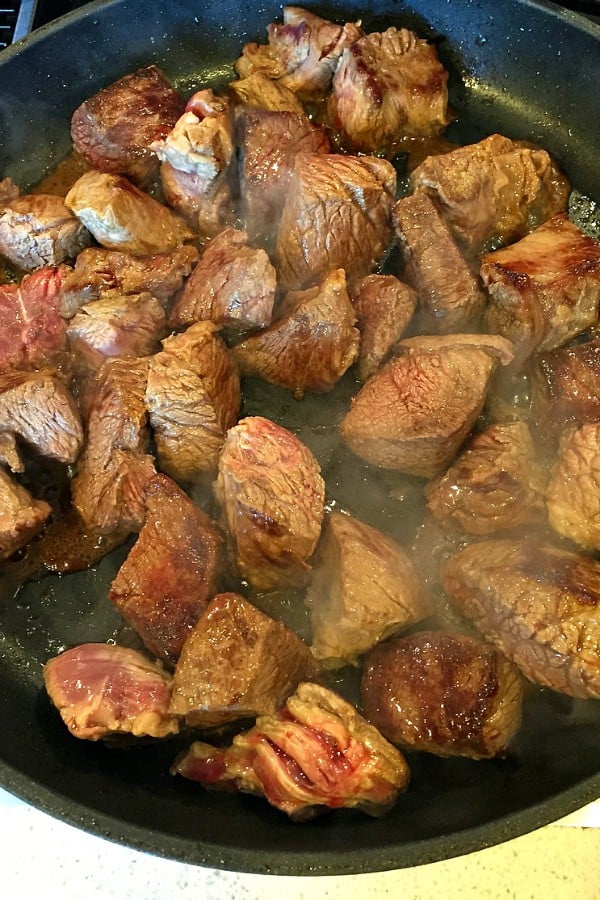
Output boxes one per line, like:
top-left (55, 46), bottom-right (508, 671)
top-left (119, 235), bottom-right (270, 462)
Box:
top-left (305, 510), bottom-right (431, 668)
top-left (65, 171), bottom-right (194, 255)
top-left (0, 266), bottom-right (68, 373)
top-left (235, 7), bottom-right (363, 100)
top-left (215, 416), bottom-right (325, 590)
top-left (109, 474), bottom-right (222, 664)
top-left (169, 227), bottom-right (276, 331)
top-left (173, 681), bottom-right (409, 819)
top-left (340, 334), bottom-right (514, 478)
top-left (350, 274), bottom-right (417, 382)
top-left (546, 423), bottom-right (600, 550)
top-left (71, 357), bottom-right (155, 534)
top-left (481, 213), bottom-right (600, 369)
top-left (529, 338), bottom-right (600, 443)
top-left (229, 72), bottom-right (305, 114)
top-left (146, 321), bottom-right (240, 481)
top-left (361, 631), bottom-right (523, 760)
top-left (0, 468), bottom-right (51, 562)
top-left (71, 65), bottom-right (185, 187)
top-left (394, 191), bottom-right (486, 334)
top-left (442, 539), bottom-right (600, 699)
top-left (0, 193), bottom-right (92, 272)
top-left (44, 643), bottom-right (180, 740)
top-left (425, 421), bottom-right (547, 535)
top-left (232, 268), bottom-right (359, 398)
top-left (276, 153), bottom-right (396, 292)
top-left (411, 134), bottom-right (570, 253)
top-left (329, 27), bottom-right (450, 155)
top-left (237, 107), bottom-right (330, 243)
top-left (169, 592), bottom-right (320, 726)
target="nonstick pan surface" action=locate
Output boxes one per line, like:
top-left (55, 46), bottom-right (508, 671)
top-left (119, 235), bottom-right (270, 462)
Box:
top-left (0, 0), bottom-right (599, 876)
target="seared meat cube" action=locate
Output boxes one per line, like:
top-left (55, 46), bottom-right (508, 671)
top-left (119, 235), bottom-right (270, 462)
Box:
top-left (411, 134), bottom-right (570, 252)
top-left (44, 643), bottom-right (179, 740)
top-left (235, 7), bottom-right (363, 100)
top-left (394, 191), bottom-right (486, 334)
top-left (442, 539), bottom-right (600, 698)
top-left (169, 592), bottom-right (320, 726)
top-left (67, 292), bottom-right (166, 369)
top-left (71, 65), bottom-right (185, 186)
top-left (237, 107), bottom-right (330, 243)
top-left (305, 510), bottom-right (431, 668)
top-left (529, 338), bottom-right (600, 442)
top-left (0, 193), bottom-right (91, 272)
top-left (71, 357), bottom-right (155, 534)
top-left (109, 474), bottom-right (222, 664)
top-left (424, 421), bottom-right (547, 534)
top-left (329, 27), bottom-right (450, 155)
top-left (340, 334), bottom-right (514, 477)
top-left (361, 631), bottom-right (523, 760)
top-left (276, 153), bottom-right (396, 292)
top-left (350, 274), bottom-right (417, 381)
top-left (61, 244), bottom-right (198, 317)
top-left (169, 228), bottom-right (276, 331)
top-left (232, 268), bottom-right (359, 398)
top-left (173, 682), bottom-right (409, 820)
top-left (65, 171), bottom-right (194, 255)
top-left (482, 213), bottom-right (600, 369)
top-left (546, 423), bottom-right (600, 550)
top-left (0, 369), bottom-right (83, 463)
top-left (0, 266), bottom-right (67, 373)
top-left (0, 468), bottom-right (51, 562)
top-left (214, 416), bottom-right (325, 590)
top-left (160, 164), bottom-right (235, 239)
top-left (229, 72), bottom-right (305, 114)
top-left (146, 321), bottom-right (240, 481)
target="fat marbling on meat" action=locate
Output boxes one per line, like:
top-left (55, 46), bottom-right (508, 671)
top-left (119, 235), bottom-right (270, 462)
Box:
top-left (0, 467), bottom-right (51, 562)
top-left (0, 193), bottom-right (92, 272)
top-left (350, 273), bottom-right (417, 381)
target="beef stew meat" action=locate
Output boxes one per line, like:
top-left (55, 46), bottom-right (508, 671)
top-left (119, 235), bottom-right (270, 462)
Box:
top-left (0, 266), bottom-right (68, 373)
top-left (305, 509), bottom-right (431, 669)
top-left (44, 643), bottom-right (180, 740)
top-left (109, 474), bottom-right (222, 664)
top-left (146, 321), bottom-right (241, 481)
top-left (71, 65), bottom-right (186, 187)
top-left (0, 193), bottom-right (92, 272)
top-left (168, 592), bottom-right (320, 727)
top-left (173, 682), bottom-right (409, 820)
top-left (546, 423), bottom-right (600, 551)
top-left (350, 274), bottom-right (417, 382)
top-left (214, 416), bottom-right (325, 591)
top-left (0, 467), bottom-right (51, 562)
top-left (228, 73), bottom-right (305, 114)
top-left (232, 268), bottom-right (360, 398)
top-left (360, 631), bottom-right (523, 760)
top-left (442, 539), bottom-right (600, 699)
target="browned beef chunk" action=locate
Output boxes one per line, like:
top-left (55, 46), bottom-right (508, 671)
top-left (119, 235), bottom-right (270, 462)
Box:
top-left (442, 539), bottom-right (600, 698)
top-left (394, 192), bottom-right (486, 334)
top-left (0, 267), bottom-right (67, 373)
top-left (146, 321), bottom-right (240, 481)
top-left (0, 468), bottom-right (51, 561)
top-left (67, 292), bottom-right (166, 369)
top-left (329, 27), bottom-right (450, 155)
top-left (276, 153), bottom-right (396, 291)
top-left (71, 357), bottom-right (155, 534)
top-left (0, 194), bottom-right (92, 272)
top-left (70, 65), bottom-right (185, 186)
top-left (424, 421), bottom-right (547, 534)
top-left (361, 631), bottom-right (523, 760)
top-left (60, 245), bottom-right (198, 317)
top-left (546, 423), bottom-right (600, 550)
top-left (235, 7), bottom-right (363, 100)
top-left (232, 268), bottom-right (359, 398)
top-left (305, 510), bottom-right (431, 668)
top-left (65, 171), bottom-right (194, 255)
top-left (350, 274), bottom-right (417, 381)
top-left (529, 338), bottom-right (600, 442)
top-left (229, 72), bottom-right (305, 114)
top-left (109, 474), bottom-right (222, 664)
top-left (237, 107), bottom-right (330, 243)
top-left (0, 177), bottom-right (19, 206)
top-left (482, 213), bottom-right (600, 369)
top-left (173, 682), bottom-right (409, 820)
top-left (214, 416), bottom-right (325, 590)
top-left (0, 369), bottom-right (83, 463)
top-left (411, 134), bottom-right (570, 252)
top-left (44, 643), bottom-right (180, 740)
top-left (160, 164), bottom-right (235, 239)
top-left (169, 592), bottom-right (320, 726)
top-left (169, 228), bottom-right (276, 331)
top-left (0, 433), bottom-right (22, 472)
top-left (340, 334), bottom-right (514, 477)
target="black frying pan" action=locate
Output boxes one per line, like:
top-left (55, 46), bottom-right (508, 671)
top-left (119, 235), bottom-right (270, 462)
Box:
top-left (0, 0), bottom-right (599, 876)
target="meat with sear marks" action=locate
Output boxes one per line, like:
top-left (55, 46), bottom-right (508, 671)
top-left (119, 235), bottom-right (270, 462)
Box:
top-left (0, 266), bottom-right (68, 373)
top-left (0, 193), bottom-right (92, 272)
top-left (229, 72), bottom-right (305, 114)
top-left (0, 467), bottom-right (51, 562)
top-left (442, 538), bottom-right (600, 699)
top-left (546, 423), bottom-right (600, 551)
top-left (71, 65), bottom-right (185, 187)
top-left (350, 273), bottom-right (417, 381)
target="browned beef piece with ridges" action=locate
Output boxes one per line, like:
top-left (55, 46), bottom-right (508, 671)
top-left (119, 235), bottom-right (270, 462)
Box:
top-left (546, 423), bottom-right (600, 550)
top-left (350, 274), bottom-right (417, 381)
top-left (0, 194), bottom-right (92, 272)
top-left (0, 267), bottom-right (68, 373)
top-left (0, 468), bottom-right (51, 562)
top-left (529, 338), bottom-right (600, 443)
top-left (229, 73), bottom-right (305, 114)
